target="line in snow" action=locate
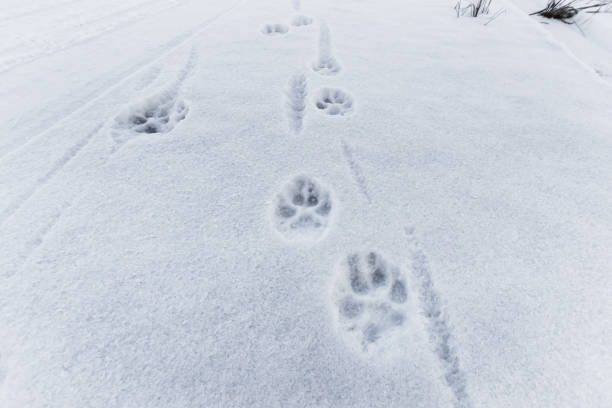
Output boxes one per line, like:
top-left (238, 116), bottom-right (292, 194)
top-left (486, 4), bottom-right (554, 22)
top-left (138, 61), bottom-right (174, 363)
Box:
top-left (285, 73), bottom-right (307, 135)
top-left (503, 0), bottom-right (612, 91)
top-left (0, 0), bottom-right (83, 24)
top-left (12, 200), bottom-right (74, 273)
top-left (341, 139), bottom-right (371, 203)
top-left (405, 227), bottom-right (472, 408)
top-left (0, 124), bottom-right (103, 228)
top-left (0, 0), bottom-right (245, 165)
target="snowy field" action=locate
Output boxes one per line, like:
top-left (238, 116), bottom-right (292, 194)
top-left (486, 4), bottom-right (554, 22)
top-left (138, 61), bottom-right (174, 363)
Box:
top-left (1, 0), bottom-right (611, 406)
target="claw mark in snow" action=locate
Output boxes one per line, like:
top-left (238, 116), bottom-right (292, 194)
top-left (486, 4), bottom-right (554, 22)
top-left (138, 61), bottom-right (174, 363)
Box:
top-left (341, 140), bottom-right (371, 202)
top-left (312, 23), bottom-right (341, 75)
top-left (405, 228), bottom-right (471, 408)
top-left (0, 0), bottom-right (185, 74)
top-left (285, 74), bottom-right (307, 134)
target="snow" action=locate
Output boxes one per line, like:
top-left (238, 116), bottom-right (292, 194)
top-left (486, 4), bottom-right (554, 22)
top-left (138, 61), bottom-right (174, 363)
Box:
top-left (1, 0), bottom-right (612, 407)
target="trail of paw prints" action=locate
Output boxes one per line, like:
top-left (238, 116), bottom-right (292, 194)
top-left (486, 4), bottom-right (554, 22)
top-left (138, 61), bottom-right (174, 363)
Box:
top-left (331, 251), bottom-right (416, 355)
top-left (312, 23), bottom-right (341, 75)
top-left (272, 175), bottom-right (333, 242)
top-left (261, 24), bottom-right (289, 36)
top-left (285, 73), bottom-right (307, 134)
top-left (405, 228), bottom-right (472, 408)
top-left (314, 88), bottom-right (354, 116)
top-left (261, 0), bottom-right (312, 37)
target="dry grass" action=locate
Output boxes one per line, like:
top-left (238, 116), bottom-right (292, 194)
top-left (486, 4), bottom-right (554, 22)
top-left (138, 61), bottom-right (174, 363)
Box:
top-left (530, 0), bottom-right (612, 24)
top-left (455, 0), bottom-right (493, 17)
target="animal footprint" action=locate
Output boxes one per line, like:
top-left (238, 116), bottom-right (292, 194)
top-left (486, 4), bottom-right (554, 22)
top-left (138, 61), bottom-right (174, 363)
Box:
top-left (312, 56), bottom-right (341, 75)
top-left (272, 175), bottom-right (333, 242)
top-left (312, 23), bottom-right (341, 75)
top-left (261, 24), bottom-right (289, 35)
top-left (314, 88), bottom-right (354, 116)
top-left (292, 15), bottom-right (313, 26)
top-left (112, 86), bottom-right (188, 145)
top-left (332, 251), bottom-right (414, 353)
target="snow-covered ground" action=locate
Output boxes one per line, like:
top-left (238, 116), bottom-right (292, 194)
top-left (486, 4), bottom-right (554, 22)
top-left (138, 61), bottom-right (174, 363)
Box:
top-left (1, 0), bottom-right (611, 407)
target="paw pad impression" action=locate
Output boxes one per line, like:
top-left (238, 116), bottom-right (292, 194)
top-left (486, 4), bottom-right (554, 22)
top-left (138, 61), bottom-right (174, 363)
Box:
top-left (331, 251), bottom-right (415, 355)
top-left (272, 175), bottom-right (333, 242)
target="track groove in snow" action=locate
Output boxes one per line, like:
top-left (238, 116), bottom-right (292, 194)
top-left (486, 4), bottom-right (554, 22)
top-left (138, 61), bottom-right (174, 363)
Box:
top-left (312, 22), bottom-right (341, 75)
top-left (0, 0), bottom-right (184, 73)
top-left (405, 228), bottom-right (472, 408)
top-left (0, 0), bottom-right (244, 165)
top-left (0, 0), bottom-right (84, 23)
top-left (1, 0), bottom-right (611, 406)
top-left (285, 73), bottom-right (308, 134)
top-left (341, 139), bottom-right (371, 202)
top-left (13, 201), bottom-right (73, 271)
top-left (502, 0), bottom-right (612, 90)
top-left (0, 124), bottom-right (103, 228)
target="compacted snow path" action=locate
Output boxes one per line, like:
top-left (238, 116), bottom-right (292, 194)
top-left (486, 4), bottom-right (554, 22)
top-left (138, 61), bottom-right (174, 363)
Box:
top-left (1, 0), bottom-right (611, 407)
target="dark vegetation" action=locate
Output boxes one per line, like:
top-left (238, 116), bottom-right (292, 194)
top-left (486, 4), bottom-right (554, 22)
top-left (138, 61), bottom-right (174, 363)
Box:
top-left (455, 0), bottom-right (493, 17)
top-left (530, 0), bottom-right (612, 24)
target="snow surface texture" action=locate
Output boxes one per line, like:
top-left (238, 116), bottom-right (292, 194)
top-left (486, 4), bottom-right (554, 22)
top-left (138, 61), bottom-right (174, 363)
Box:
top-left (1, 0), bottom-right (612, 407)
